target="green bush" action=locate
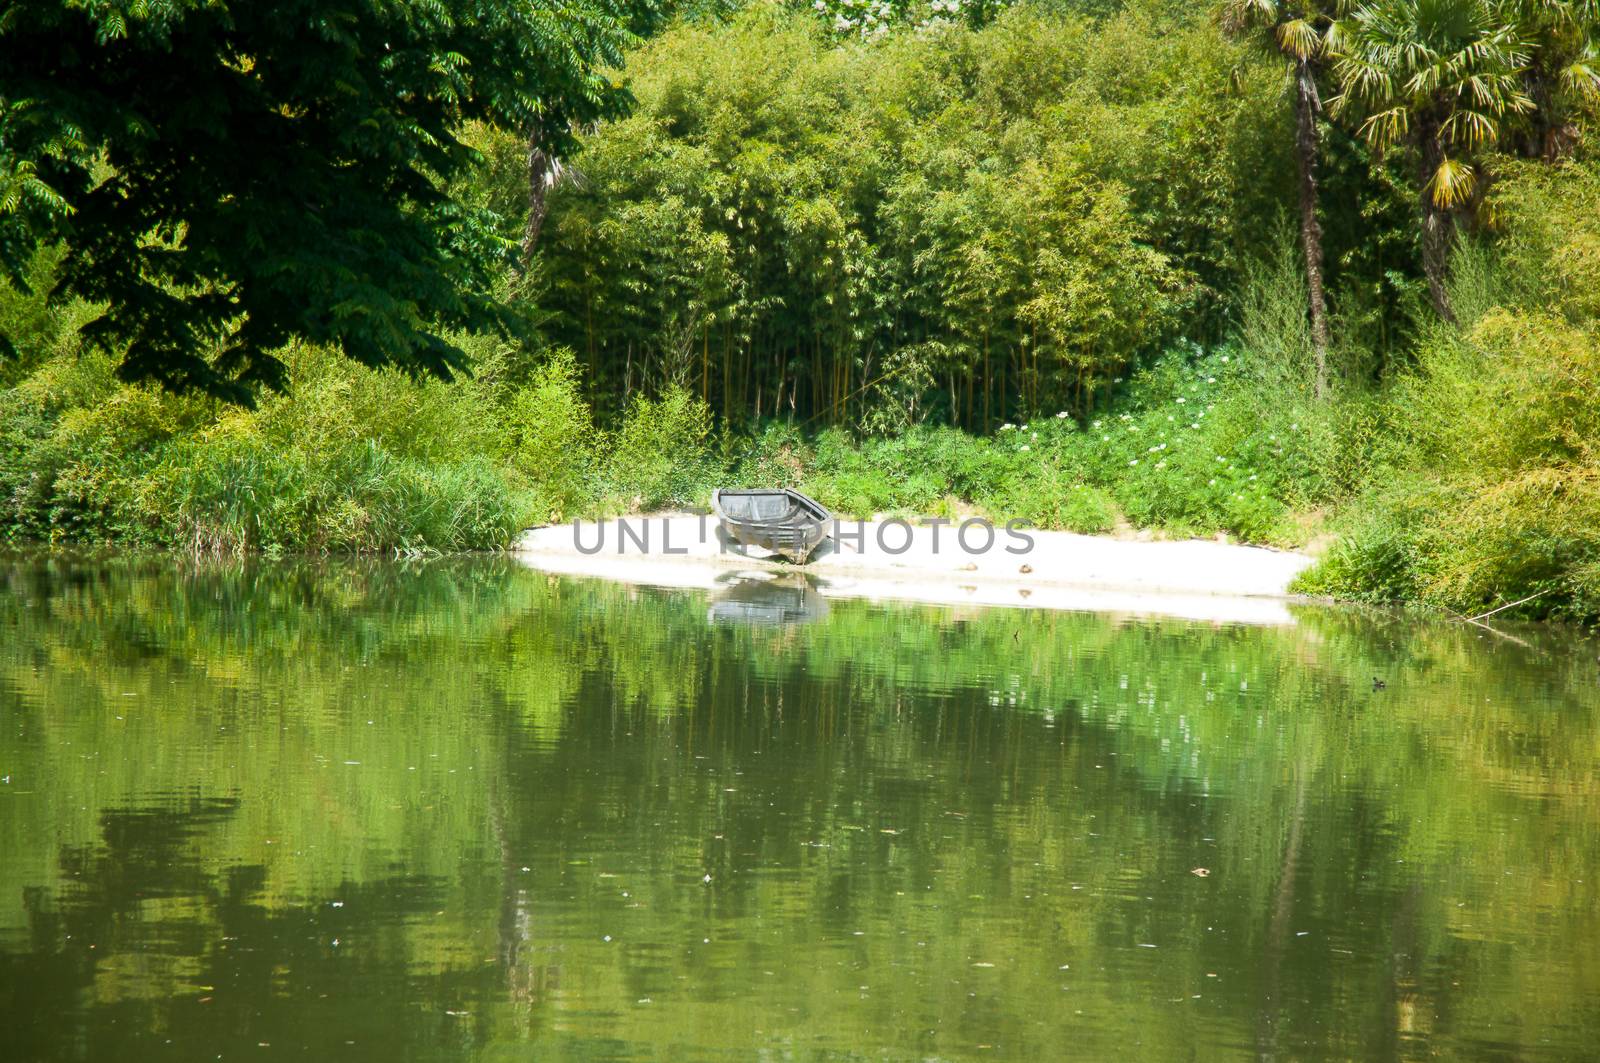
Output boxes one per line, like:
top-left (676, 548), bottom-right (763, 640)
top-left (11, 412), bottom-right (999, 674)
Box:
top-left (729, 422), bottom-right (814, 489)
top-left (1297, 303), bottom-right (1600, 621)
top-left (0, 353), bottom-right (188, 544)
top-left (990, 474), bottom-right (1119, 534)
top-left (0, 344), bottom-right (535, 554)
top-left (144, 427), bottom-right (531, 555)
top-left (794, 426), bottom-right (1004, 517)
top-left (1291, 480), bottom-right (1438, 604)
top-left (607, 386), bottom-right (722, 510)
top-left (505, 350), bottom-right (602, 521)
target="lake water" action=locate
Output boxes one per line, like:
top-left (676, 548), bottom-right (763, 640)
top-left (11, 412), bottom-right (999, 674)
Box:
top-left (2, 556), bottom-right (1598, 1060)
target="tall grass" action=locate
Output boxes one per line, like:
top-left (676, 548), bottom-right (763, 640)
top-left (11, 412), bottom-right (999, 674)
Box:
top-left (0, 340), bottom-right (539, 554)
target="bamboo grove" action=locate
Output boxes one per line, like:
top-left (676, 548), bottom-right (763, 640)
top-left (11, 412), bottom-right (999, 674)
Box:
top-left (520, 6), bottom-right (1301, 431)
top-left (517, 1), bottom-right (1598, 431)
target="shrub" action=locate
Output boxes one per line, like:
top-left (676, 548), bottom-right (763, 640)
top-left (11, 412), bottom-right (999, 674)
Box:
top-left (990, 475), bottom-right (1118, 534)
top-left (0, 352), bottom-right (189, 543)
top-left (1488, 160), bottom-right (1600, 323)
top-left (143, 427), bottom-right (531, 555)
top-left (606, 386), bottom-right (722, 510)
top-left (505, 350), bottom-right (602, 521)
top-left (1297, 308), bottom-right (1600, 621)
top-left (728, 421), bottom-right (814, 489)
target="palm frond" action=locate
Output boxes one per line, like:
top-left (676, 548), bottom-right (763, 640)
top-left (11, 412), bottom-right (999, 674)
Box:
top-left (1561, 59), bottom-right (1600, 97)
top-left (1427, 155), bottom-right (1476, 207)
top-left (1359, 104), bottom-right (1411, 146)
top-left (1277, 17), bottom-right (1325, 58)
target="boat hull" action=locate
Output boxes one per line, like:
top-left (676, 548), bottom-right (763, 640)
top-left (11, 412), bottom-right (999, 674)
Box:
top-left (712, 488), bottom-right (832, 563)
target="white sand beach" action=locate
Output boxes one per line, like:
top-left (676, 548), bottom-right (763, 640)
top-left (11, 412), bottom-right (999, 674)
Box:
top-left (514, 514), bottom-right (1318, 625)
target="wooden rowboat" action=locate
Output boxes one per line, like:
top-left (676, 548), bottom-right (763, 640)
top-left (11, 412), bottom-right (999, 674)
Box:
top-left (711, 488), bottom-right (832, 563)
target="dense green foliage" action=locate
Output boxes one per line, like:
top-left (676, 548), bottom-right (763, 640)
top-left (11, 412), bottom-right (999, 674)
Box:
top-left (1298, 161), bottom-right (1600, 617)
top-left (532, 6), bottom-right (1298, 429)
top-left (4, 2), bottom-right (1600, 624)
top-left (0, 323), bottom-right (731, 552)
top-left (0, 0), bottom-right (633, 399)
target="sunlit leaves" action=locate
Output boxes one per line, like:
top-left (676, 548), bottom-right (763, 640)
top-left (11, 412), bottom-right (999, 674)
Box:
top-left (532, 7), bottom-right (1270, 428)
top-left (1426, 154), bottom-right (1477, 204)
top-left (0, 0), bottom-right (636, 401)
top-left (1328, 0), bottom-right (1534, 206)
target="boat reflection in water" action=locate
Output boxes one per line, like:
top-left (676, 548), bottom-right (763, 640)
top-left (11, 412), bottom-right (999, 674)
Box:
top-left (706, 571), bottom-right (830, 627)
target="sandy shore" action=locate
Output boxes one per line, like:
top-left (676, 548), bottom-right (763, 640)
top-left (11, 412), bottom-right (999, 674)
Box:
top-left (514, 514), bottom-right (1317, 625)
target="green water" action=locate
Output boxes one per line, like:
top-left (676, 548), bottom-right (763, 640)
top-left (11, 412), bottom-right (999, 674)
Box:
top-left (2, 557), bottom-right (1598, 1061)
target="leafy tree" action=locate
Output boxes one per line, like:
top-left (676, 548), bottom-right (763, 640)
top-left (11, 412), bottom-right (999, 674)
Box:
top-left (1328, 0), bottom-right (1532, 321)
top-left (1219, 0), bottom-right (1336, 398)
top-left (0, 0), bottom-right (634, 401)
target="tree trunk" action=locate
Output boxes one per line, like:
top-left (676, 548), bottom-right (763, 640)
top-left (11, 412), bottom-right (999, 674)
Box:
top-left (521, 139), bottom-right (554, 265)
top-left (1419, 129), bottom-right (1457, 324)
top-left (1294, 59), bottom-right (1331, 399)
top-left (1515, 68), bottom-right (1579, 162)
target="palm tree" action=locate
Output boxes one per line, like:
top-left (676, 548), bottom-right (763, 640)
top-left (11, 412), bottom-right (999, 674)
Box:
top-left (1505, 0), bottom-right (1600, 159)
top-left (1220, 0), bottom-right (1336, 399)
top-left (1328, 0), bottom-right (1533, 322)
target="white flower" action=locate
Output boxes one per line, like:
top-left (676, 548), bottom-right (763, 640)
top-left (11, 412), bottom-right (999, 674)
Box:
top-left (1128, 459), bottom-right (1139, 466)
top-left (1208, 478), bottom-right (1216, 486)
top-left (1206, 377), bottom-right (1216, 384)
top-left (1019, 444), bottom-right (1031, 452)
top-left (1220, 356), bottom-right (1230, 363)
top-left (1056, 411), bottom-right (1069, 419)
top-left (1102, 434), bottom-right (1111, 442)
top-left (1175, 397), bottom-right (1186, 404)
top-left (1190, 423), bottom-right (1200, 430)
top-left (1000, 423), bottom-right (1015, 431)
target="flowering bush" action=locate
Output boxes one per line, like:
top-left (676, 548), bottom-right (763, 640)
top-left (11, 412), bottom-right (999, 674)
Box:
top-left (1015, 343), bottom-right (1321, 542)
top-left (805, 0), bottom-right (1012, 39)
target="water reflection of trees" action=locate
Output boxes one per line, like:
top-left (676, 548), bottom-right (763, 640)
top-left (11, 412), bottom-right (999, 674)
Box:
top-left (1, 555), bottom-right (1597, 1057)
top-left (3, 795), bottom-right (501, 1061)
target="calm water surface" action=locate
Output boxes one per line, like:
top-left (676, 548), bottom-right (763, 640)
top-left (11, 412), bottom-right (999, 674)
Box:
top-left (1, 556), bottom-right (1598, 1060)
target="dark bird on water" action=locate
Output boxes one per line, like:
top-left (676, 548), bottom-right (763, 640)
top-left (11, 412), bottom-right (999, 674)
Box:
top-left (1371, 677), bottom-right (1386, 691)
